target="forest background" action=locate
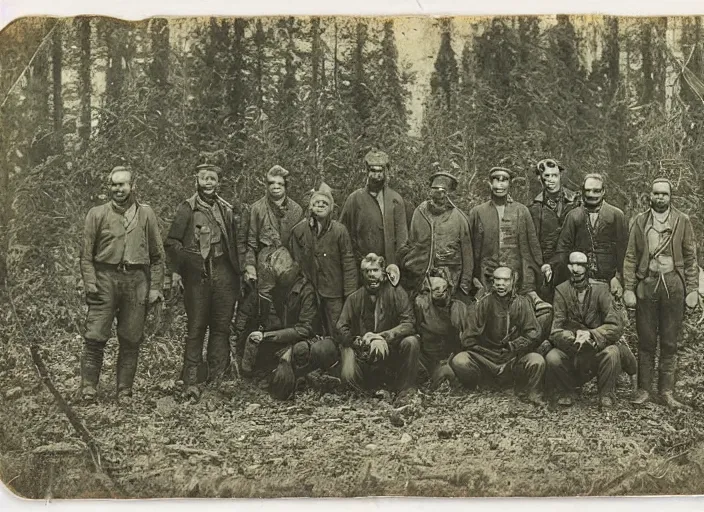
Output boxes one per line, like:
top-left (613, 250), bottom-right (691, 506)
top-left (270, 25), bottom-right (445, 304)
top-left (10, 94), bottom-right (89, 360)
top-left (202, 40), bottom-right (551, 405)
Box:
top-left (3, 15), bottom-right (704, 499)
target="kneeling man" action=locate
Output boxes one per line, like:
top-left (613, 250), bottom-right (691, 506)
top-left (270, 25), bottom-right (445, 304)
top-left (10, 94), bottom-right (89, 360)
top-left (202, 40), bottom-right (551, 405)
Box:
top-left (336, 253), bottom-right (420, 403)
top-left (450, 266), bottom-right (546, 405)
top-left (545, 251), bottom-right (624, 408)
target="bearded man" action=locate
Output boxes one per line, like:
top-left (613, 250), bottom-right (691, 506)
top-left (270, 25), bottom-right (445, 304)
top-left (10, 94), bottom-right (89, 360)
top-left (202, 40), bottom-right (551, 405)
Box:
top-left (398, 171), bottom-right (473, 300)
top-left (165, 163), bottom-right (244, 399)
top-left (79, 166), bottom-right (165, 403)
top-left (449, 267), bottom-right (546, 405)
top-left (339, 149), bottom-right (409, 267)
top-left (336, 253), bottom-right (419, 403)
top-left (528, 158), bottom-right (580, 301)
top-left (545, 252), bottom-right (625, 408)
top-left (554, 173), bottom-right (628, 299)
top-left (244, 165), bottom-right (303, 293)
top-left (289, 182), bottom-right (357, 333)
top-left (623, 178), bottom-right (699, 409)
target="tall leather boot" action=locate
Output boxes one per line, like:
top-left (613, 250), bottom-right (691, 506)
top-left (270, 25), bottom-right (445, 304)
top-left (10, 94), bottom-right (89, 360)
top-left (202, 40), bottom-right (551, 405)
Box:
top-left (241, 335), bottom-right (261, 375)
top-left (632, 350), bottom-right (654, 404)
top-left (659, 354), bottom-right (686, 410)
top-left (116, 345), bottom-right (140, 404)
top-left (80, 339), bottom-right (104, 401)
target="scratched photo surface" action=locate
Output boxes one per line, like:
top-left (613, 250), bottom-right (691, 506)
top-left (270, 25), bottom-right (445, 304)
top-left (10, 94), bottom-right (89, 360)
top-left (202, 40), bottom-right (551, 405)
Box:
top-left (1, 15), bottom-right (704, 499)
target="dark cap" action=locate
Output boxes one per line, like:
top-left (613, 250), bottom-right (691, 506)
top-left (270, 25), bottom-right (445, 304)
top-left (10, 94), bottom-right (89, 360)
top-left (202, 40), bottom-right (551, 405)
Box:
top-left (364, 149), bottom-right (390, 168)
top-left (535, 158), bottom-right (565, 176)
top-left (489, 166), bottom-right (516, 180)
top-left (195, 163), bottom-right (222, 176)
top-left (430, 171), bottom-right (459, 191)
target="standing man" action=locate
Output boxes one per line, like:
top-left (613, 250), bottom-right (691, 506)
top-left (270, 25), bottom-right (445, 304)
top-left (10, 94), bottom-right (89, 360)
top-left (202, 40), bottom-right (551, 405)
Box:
top-left (165, 164), bottom-right (242, 400)
top-left (289, 182), bottom-right (357, 333)
top-left (244, 165), bottom-right (303, 294)
top-left (554, 173), bottom-right (628, 299)
top-left (528, 158), bottom-right (580, 301)
top-left (545, 252), bottom-right (624, 408)
top-left (336, 253), bottom-right (420, 403)
top-left (398, 171), bottom-right (473, 299)
top-left (339, 149), bottom-right (409, 267)
top-left (449, 267), bottom-right (546, 405)
top-left (468, 167), bottom-right (551, 331)
top-left (79, 166), bottom-right (165, 403)
top-left (623, 178), bottom-right (699, 409)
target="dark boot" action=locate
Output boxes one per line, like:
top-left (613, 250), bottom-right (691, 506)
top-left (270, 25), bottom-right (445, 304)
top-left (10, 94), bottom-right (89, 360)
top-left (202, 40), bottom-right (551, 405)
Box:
top-left (632, 350), bottom-right (654, 404)
top-left (241, 335), bottom-right (261, 375)
top-left (182, 363), bottom-right (201, 400)
top-left (659, 355), bottom-right (686, 410)
top-left (80, 339), bottom-right (104, 401)
top-left (116, 345), bottom-right (140, 398)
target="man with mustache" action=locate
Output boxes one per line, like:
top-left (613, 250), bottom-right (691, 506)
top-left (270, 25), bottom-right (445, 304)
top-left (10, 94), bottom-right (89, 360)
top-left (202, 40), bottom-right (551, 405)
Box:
top-left (245, 165), bottom-right (303, 295)
top-left (289, 182), bottom-right (357, 332)
top-left (79, 166), bottom-right (165, 403)
top-left (545, 252), bottom-right (625, 408)
top-left (554, 174), bottom-right (628, 300)
top-left (340, 150), bottom-right (409, 268)
top-left (336, 253), bottom-right (419, 404)
top-left (623, 178), bottom-right (699, 409)
top-left (528, 158), bottom-right (580, 302)
top-left (165, 164), bottom-right (245, 400)
top-left (468, 166), bottom-right (551, 335)
top-left (398, 171), bottom-right (473, 301)
top-left (449, 266), bottom-right (546, 405)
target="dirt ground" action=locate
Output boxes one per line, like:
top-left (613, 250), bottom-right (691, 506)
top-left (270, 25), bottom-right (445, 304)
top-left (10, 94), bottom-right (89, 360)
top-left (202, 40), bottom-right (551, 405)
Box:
top-left (2, 298), bottom-right (704, 499)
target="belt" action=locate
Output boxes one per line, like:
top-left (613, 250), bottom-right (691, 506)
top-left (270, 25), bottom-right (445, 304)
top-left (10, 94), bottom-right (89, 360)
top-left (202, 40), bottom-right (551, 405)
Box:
top-left (95, 262), bottom-right (148, 272)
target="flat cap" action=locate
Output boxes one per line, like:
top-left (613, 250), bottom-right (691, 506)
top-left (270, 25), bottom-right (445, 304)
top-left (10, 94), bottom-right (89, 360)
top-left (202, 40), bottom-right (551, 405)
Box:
top-left (489, 166), bottom-right (517, 180)
top-left (364, 149), bottom-right (390, 168)
top-left (430, 171), bottom-right (459, 191)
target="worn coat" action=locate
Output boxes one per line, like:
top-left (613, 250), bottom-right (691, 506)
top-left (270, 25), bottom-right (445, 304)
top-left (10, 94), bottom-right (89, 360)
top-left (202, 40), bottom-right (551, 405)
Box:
top-left (289, 217), bottom-right (358, 299)
top-left (336, 282), bottom-right (416, 348)
top-left (468, 200), bottom-right (543, 294)
top-left (550, 280), bottom-right (624, 356)
top-left (554, 201), bottom-right (628, 282)
top-left (165, 194), bottom-right (244, 291)
top-left (529, 187), bottom-right (580, 264)
top-left (245, 195), bottom-right (303, 270)
top-left (80, 201), bottom-right (165, 291)
top-left (460, 292), bottom-right (541, 365)
top-left (414, 294), bottom-right (467, 358)
top-left (339, 186), bottom-right (408, 265)
top-left (232, 275), bottom-right (318, 346)
top-left (623, 207), bottom-right (698, 296)
top-left (398, 201), bottom-right (473, 294)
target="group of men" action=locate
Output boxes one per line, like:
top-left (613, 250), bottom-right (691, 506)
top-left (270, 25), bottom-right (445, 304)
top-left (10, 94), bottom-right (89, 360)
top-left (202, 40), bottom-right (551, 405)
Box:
top-left (79, 151), bottom-right (700, 410)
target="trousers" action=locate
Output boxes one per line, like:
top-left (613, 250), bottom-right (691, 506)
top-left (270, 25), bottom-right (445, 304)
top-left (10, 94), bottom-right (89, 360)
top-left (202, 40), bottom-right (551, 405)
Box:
top-left (340, 335), bottom-right (420, 392)
top-left (544, 345), bottom-right (621, 396)
top-left (450, 350), bottom-right (545, 392)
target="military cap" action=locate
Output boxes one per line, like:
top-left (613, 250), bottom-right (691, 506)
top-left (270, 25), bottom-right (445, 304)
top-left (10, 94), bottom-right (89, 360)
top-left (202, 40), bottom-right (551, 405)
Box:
top-left (489, 167), bottom-right (517, 180)
top-left (364, 149), bottom-right (390, 168)
top-left (195, 163), bottom-right (222, 176)
top-left (430, 171), bottom-right (459, 191)
top-left (535, 158), bottom-right (565, 176)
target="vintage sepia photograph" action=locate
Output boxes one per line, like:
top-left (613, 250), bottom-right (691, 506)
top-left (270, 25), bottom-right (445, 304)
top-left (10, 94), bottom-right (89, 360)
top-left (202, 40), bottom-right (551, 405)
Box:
top-left (1, 11), bottom-right (704, 501)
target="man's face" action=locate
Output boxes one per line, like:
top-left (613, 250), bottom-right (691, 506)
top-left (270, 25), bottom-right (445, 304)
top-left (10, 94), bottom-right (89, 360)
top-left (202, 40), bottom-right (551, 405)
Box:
top-left (492, 268), bottom-right (513, 297)
top-left (367, 166), bottom-right (386, 187)
top-left (311, 197), bottom-right (331, 219)
top-left (267, 175), bottom-right (286, 200)
top-left (541, 168), bottom-right (561, 193)
top-left (110, 170), bottom-right (132, 203)
top-left (583, 178), bottom-right (604, 207)
top-left (196, 170), bottom-right (219, 197)
top-left (362, 262), bottom-right (385, 293)
top-left (650, 182), bottom-right (671, 213)
top-left (430, 278), bottom-right (450, 307)
top-left (490, 174), bottom-right (511, 198)
top-left (568, 255), bottom-right (588, 282)
top-left (430, 185), bottom-right (448, 205)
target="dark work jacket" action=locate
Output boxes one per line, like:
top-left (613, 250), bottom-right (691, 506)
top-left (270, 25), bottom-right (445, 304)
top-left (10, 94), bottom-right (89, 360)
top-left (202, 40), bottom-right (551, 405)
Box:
top-left (550, 280), bottom-right (623, 356)
top-left (289, 217), bottom-right (358, 299)
top-left (414, 294), bottom-right (467, 356)
top-left (336, 282), bottom-right (416, 348)
top-left (460, 292), bottom-right (540, 364)
top-left (165, 194), bottom-right (244, 296)
top-left (339, 186), bottom-right (408, 266)
top-left (232, 275), bottom-right (318, 346)
top-left (529, 187), bottom-right (580, 264)
top-left (623, 207), bottom-right (698, 296)
top-left (554, 201), bottom-right (627, 282)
